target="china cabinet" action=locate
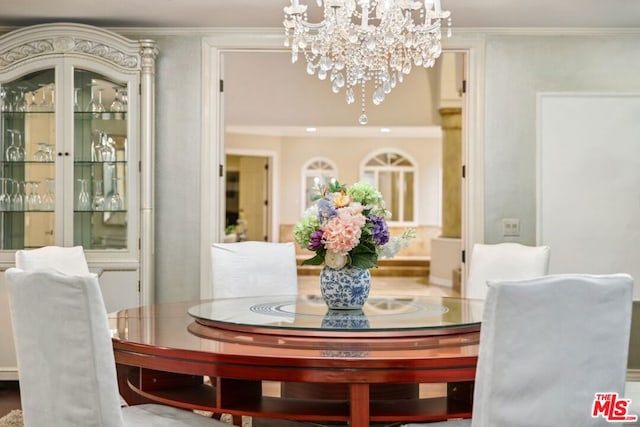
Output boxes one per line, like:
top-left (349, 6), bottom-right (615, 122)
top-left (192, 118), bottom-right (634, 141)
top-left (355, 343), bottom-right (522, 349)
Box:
top-left (0, 23), bottom-right (157, 380)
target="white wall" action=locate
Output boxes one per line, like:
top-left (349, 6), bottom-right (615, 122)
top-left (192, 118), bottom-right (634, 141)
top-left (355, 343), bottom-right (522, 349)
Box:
top-left (483, 34), bottom-right (640, 245)
top-left (151, 35), bottom-right (203, 303)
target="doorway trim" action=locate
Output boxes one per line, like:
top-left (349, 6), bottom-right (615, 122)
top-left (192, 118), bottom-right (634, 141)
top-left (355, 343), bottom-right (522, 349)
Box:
top-left (200, 29), bottom-right (486, 298)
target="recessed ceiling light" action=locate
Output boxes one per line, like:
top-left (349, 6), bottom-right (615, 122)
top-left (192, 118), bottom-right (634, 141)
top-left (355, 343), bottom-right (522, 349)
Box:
top-left (380, 128), bottom-right (391, 133)
top-left (306, 127), bottom-right (317, 133)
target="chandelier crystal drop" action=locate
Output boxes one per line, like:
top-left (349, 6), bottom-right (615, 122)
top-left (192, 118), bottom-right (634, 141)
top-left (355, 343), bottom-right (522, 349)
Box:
top-left (283, 0), bottom-right (451, 125)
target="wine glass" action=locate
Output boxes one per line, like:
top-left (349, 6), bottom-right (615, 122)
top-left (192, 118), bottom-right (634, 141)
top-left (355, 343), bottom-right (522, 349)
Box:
top-left (73, 87), bottom-right (81, 111)
top-left (5, 130), bottom-right (24, 162)
top-left (47, 84), bottom-right (55, 111)
top-left (36, 84), bottom-right (49, 111)
top-left (33, 143), bottom-right (48, 161)
top-left (0, 88), bottom-right (7, 112)
top-left (108, 178), bottom-right (123, 210)
top-left (14, 130), bottom-right (25, 161)
top-left (26, 181), bottom-right (42, 211)
top-left (11, 180), bottom-right (24, 211)
top-left (0, 178), bottom-right (10, 211)
top-left (14, 86), bottom-right (29, 112)
top-left (77, 179), bottom-right (91, 211)
top-left (5, 130), bottom-right (16, 161)
top-left (42, 178), bottom-right (55, 211)
top-left (93, 179), bottom-right (104, 211)
top-left (86, 82), bottom-right (105, 117)
top-left (110, 87), bottom-right (125, 118)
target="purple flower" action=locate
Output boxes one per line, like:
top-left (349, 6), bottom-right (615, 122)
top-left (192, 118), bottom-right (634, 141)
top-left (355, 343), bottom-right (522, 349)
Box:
top-left (369, 215), bottom-right (389, 245)
top-left (317, 198), bottom-right (337, 222)
top-left (307, 230), bottom-right (324, 250)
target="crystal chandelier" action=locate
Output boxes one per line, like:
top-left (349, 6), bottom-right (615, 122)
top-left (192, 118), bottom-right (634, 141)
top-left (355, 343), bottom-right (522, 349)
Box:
top-left (283, 0), bottom-right (451, 125)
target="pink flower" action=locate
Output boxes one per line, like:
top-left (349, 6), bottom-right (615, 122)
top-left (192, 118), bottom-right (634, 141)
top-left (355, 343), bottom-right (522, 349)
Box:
top-left (322, 208), bottom-right (366, 255)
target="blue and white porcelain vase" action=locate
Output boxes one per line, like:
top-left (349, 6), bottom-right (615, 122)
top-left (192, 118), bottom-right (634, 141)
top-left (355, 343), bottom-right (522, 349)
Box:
top-left (319, 265), bottom-right (371, 310)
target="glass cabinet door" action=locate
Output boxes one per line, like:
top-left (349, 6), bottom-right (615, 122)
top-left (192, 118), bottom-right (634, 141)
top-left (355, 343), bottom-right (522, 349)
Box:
top-left (74, 69), bottom-right (128, 250)
top-left (0, 69), bottom-right (56, 249)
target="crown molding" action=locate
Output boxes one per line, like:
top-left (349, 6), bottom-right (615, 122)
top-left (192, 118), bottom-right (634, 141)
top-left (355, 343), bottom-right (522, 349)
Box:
top-left (3, 25), bottom-right (640, 38)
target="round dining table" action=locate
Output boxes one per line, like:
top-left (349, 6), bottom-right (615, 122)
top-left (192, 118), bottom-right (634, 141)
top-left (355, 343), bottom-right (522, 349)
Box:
top-left (109, 294), bottom-right (482, 427)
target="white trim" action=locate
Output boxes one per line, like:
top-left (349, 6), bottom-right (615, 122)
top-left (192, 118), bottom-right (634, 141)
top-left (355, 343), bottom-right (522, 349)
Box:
top-left (300, 156), bottom-right (338, 215)
top-left (443, 34), bottom-right (486, 285)
top-left (200, 39), bottom-right (223, 300)
top-left (201, 30), bottom-right (486, 299)
top-left (360, 147), bottom-right (419, 225)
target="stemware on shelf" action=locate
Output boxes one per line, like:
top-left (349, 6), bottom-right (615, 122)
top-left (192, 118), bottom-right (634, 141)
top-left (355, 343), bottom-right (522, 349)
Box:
top-left (14, 130), bottom-right (25, 161)
top-left (11, 180), bottom-right (24, 211)
top-left (110, 86), bottom-right (125, 118)
top-left (77, 179), bottom-right (91, 211)
top-left (86, 82), bottom-right (105, 117)
top-left (33, 143), bottom-right (48, 161)
top-left (26, 181), bottom-right (42, 211)
top-left (14, 86), bottom-right (29, 112)
top-left (0, 178), bottom-right (10, 211)
top-left (93, 179), bottom-right (104, 211)
top-left (0, 88), bottom-right (6, 112)
top-left (5, 130), bottom-right (24, 162)
top-left (108, 177), bottom-right (123, 211)
top-left (73, 87), bottom-right (81, 112)
top-left (47, 84), bottom-right (55, 110)
top-left (42, 178), bottom-right (55, 211)
top-left (35, 83), bottom-right (49, 111)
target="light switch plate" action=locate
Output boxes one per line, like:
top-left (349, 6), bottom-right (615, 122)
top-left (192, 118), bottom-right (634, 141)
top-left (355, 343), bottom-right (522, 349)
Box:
top-left (502, 218), bottom-right (520, 237)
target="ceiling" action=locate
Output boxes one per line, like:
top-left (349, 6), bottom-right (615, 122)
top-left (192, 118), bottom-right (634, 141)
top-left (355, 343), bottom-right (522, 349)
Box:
top-left (0, 0), bottom-right (639, 29)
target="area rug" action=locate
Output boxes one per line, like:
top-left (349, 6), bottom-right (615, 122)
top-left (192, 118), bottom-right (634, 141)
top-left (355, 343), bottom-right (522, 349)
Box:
top-left (0, 410), bottom-right (22, 427)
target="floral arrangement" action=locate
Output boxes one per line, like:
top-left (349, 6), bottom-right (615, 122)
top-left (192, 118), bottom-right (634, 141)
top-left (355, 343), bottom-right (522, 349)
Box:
top-left (293, 180), bottom-right (415, 270)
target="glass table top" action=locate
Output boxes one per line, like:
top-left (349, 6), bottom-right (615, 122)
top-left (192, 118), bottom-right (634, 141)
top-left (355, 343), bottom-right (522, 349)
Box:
top-left (188, 294), bottom-right (484, 337)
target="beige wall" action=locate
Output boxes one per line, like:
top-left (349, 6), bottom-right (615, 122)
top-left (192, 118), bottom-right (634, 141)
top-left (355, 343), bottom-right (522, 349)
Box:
top-left (227, 132), bottom-right (442, 258)
top-left (226, 132), bottom-right (442, 225)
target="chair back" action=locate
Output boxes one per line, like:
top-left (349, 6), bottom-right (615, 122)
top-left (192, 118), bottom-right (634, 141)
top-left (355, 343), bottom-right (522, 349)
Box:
top-left (15, 245), bottom-right (90, 276)
top-left (6, 268), bottom-right (124, 427)
top-left (472, 273), bottom-right (633, 427)
top-left (211, 241), bottom-right (298, 299)
top-left (465, 242), bottom-right (550, 300)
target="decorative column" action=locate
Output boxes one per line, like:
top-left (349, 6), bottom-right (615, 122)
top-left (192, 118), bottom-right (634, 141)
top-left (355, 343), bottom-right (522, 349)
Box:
top-left (439, 107), bottom-right (462, 238)
top-left (139, 39), bottom-right (159, 306)
top-left (430, 106), bottom-right (462, 289)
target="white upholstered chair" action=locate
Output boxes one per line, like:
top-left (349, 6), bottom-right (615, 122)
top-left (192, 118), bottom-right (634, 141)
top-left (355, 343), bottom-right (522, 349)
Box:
top-left (5, 268), bottom-right (232, 427)
top-left (401, 273), bottom-right (634, 427)
top-left (465, 242), bottom-right (550, 300)
top-left (210, 241), bottom-right (298, 299)
top-left (15, 245), bottom-right (90, 275)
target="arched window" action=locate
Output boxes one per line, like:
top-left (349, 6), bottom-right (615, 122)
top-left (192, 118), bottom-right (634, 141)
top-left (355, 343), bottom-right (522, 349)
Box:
top-left (301, 157), bottom-right (337, 212)
top-left (361, 149), bottom-right (417, 224)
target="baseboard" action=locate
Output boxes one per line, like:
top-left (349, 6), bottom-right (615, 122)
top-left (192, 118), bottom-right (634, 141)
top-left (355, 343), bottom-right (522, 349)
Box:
top-left (429, 275), bottom-right (453, 287)
top-left (627, 369), bottom-right (640, 382)
top-left (0, 369), bottom-right (18, 381)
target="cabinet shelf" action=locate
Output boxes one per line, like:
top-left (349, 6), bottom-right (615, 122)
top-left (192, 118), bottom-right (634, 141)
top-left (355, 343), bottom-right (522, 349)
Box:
top-left (74, 160), bottom-right (127, 165)
top-left (0, 210), bottom-right (54, 213)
